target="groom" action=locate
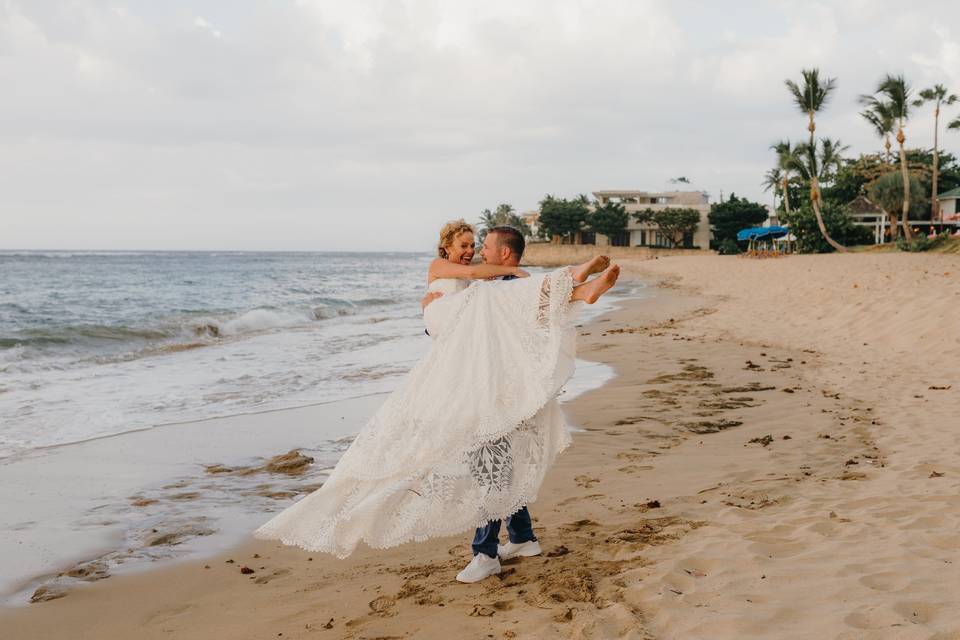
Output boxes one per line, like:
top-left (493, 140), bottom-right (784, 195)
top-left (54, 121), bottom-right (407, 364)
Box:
top-left (455, 225), bottom-right (543, 583)
top-left (420, 226), bottom-right (543, 583)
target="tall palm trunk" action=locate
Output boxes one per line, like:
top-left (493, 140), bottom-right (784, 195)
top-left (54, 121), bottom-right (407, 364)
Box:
top-left (896, 122), bottom-right (914, 241)
top-left (884, 148), bottom-right (899, 240)
top-left (781, 174), bottom-right (791, 213)
top-left (932, 104), bottom-right (941, 221)
top-left (807, 112), bottom-right (846, 252)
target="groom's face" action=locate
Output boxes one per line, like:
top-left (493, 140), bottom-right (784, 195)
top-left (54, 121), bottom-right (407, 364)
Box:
top-left (480, 234), bottom-right (510, 265)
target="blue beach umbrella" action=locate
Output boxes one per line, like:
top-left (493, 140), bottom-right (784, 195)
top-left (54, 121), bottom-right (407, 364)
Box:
top-left (736, 226), bottom-right (790, 242)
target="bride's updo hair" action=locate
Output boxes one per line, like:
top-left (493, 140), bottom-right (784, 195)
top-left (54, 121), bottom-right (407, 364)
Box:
top-left (437, 219), bottom-right (475, 259)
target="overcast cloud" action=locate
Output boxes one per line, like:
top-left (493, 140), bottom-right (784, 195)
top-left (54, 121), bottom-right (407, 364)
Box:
top-left (2, 0), bottom-right (960, 251)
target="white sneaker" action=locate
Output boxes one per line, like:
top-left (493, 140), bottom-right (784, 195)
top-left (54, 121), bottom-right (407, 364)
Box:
top-left (455, 553), bottom-right (501, 583)
top-left (497, 540), bottom-right (542, 560)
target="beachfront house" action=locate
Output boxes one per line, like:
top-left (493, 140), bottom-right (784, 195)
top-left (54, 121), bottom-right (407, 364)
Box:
top-left (847, 195), bottom-right (888, 244)
top-left (519, 210), bottom-right (540, 239)
top-left (591, 190), bottom-right (712, 248)
top-left (845, 191), bottom-right (960, 243)
top-left (938, 188), bottom-right (960, 221)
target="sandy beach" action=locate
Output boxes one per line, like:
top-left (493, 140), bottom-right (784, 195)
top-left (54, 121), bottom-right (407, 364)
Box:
top-left (3, 252), bottom-right (959, 639)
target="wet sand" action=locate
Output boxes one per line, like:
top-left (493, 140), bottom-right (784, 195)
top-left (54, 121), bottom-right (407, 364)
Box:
top-left (2, 253), bottom-right (959, 639)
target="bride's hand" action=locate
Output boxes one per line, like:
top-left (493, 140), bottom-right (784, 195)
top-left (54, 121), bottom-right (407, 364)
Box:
top-left (515, 269), bottom-right (530, 278)
top-left (421, 291), bottom-right (443, 310)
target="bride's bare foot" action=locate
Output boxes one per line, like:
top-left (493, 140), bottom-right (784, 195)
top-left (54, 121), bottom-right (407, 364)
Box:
top-left (571, 264), bottom-right (620, 304)
top-left (571, 255), bottom-right (610, 283)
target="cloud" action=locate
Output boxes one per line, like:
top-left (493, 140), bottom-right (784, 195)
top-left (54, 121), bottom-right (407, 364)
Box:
top-left (1, 0), bottom-right (960, 250)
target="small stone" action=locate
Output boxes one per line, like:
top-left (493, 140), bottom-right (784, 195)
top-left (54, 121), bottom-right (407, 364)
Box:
top-left (240, 566), bottom-right (255, 574)
top-left (30, 584), bottom-right (68, 603)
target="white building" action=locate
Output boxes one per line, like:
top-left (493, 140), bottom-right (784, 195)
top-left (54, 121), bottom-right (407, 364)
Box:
top-left (519, 209), bottom-right (540, 239)
top-left (591, 190), bottom-right (712, 248)
top-left (938, 187), bottom-right (960, 220)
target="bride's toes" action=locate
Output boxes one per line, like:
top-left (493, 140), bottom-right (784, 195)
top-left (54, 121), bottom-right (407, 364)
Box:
top-left (589, 255), bottom-right (610, 276)
top-left (574, 256), bottom-right (610, 282)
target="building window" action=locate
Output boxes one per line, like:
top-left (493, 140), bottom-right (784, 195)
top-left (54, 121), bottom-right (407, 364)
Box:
top-left (610, 231), bottom-right (630, 247)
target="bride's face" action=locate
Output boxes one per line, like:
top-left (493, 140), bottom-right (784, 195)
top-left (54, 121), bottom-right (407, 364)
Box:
top-left (445, 231), bottom-right (475, 265)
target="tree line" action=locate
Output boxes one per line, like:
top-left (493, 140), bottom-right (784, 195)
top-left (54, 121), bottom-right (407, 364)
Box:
top-left (476, 196), bottom-right (704, 248)
top-left (765, 68), bottom-right (960, 251)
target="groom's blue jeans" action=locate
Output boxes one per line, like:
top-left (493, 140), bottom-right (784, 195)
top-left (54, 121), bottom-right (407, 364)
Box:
top-left (472, 506), bottom-right (537, 558)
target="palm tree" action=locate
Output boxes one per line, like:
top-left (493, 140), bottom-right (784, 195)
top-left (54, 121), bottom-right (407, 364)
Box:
top-left (859, 97), bottom-right (900, 239)
top-left (477, 209), bottom-right (497, 240)
top-left (784, 68), bottom-right (846, 251)
top-left (784, 139), bottom-right (849, 198)
top-left (859, 96), bottom-right (896, 164)
top-left (913, 84), bottom-right (958, 221)
top-left (870, 74), bottom-right (914, 241)
top-left (771, 140), bottom-right (796, 213)
top-left (762, 167), bottom-right (784, 211)
top-left (817, 137), bottom-right (849, 185)
top-left (478, 203), bottom-right (531, 241)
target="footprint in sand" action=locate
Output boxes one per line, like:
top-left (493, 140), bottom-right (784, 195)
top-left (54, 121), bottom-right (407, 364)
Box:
top-left (858, 571), bottom-right (910, 592)
top-left (574, 475), bottom-right (600, 488)
top-left (253, 568), bottom-right (291, 584)
top-left (892, 600), bottom-right (942, 625)
top-left (143, 602), bottom-right (195, 626)
top-left (368, 595), bottom-right (397, 617)
top-left (843, 606), bottom-right (906, 630)
top-left (617, 465), bottom-right (654, 474)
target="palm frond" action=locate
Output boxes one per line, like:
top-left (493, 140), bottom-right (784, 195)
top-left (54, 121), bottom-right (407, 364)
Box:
top-left (876, 74), bottom-right (912, 119)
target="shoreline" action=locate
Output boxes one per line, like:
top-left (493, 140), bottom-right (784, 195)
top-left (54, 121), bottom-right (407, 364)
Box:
top-left (3, 253), bottom-right (959, 639)
top-left (0, 276), bottom-right (705, 639)
top-left (0, 360), bottom-right (615, 607)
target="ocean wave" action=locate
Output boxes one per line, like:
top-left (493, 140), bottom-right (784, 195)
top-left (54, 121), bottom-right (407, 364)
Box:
top-left (0, 298), bottom-right (392, 371)
top-left (1, 325), bottom-right (174, 349)
top-left (218, 308), bottom-right (316, 335)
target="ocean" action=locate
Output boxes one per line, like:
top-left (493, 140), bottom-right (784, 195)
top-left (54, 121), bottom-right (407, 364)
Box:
top-left (0, 250), bottom-right (433, 460)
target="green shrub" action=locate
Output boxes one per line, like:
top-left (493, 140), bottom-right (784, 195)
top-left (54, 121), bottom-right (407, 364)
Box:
top-left (717, 238), bottom-right (742, 255)
top-left (896, 233), bottom-right (950, 252)
top-left (781, 201), bottom-right (870, 253)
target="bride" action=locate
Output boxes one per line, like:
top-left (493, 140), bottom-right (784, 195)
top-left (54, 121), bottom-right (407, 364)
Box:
top-left (254, 219), bottom-right (620, 559)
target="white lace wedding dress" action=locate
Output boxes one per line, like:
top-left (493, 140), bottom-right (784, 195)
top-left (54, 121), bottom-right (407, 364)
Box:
top-left (254, 268), bottom-right (579, 558)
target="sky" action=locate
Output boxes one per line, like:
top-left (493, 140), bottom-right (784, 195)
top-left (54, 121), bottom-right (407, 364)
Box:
top-left (2, 0), bottom-right (960, 251)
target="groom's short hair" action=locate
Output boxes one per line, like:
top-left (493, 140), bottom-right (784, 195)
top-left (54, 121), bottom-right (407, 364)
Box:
top-left (489, 226), bottom-right (525, 260)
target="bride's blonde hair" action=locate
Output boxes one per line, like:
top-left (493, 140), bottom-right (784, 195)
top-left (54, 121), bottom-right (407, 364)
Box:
top-left (437, 219), bottom-right (475, 259)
